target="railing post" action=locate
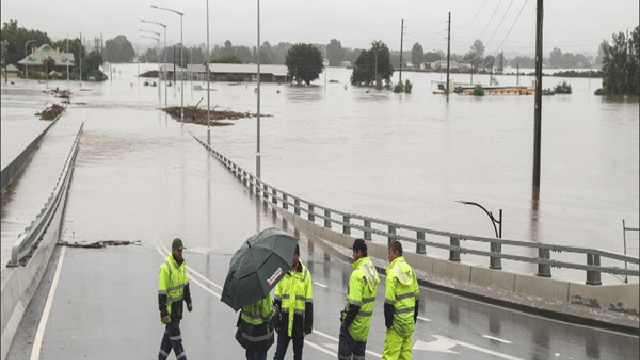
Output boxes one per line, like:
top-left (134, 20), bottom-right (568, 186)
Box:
top-left (294, 199), bottom-right (301, 216)
top-left (449, 237), bottom-right (461, 261)
top-left (586, 253), bottom-right (602, 286)
top-left (283, 194), bottom-right (288, 209)
top-left (272, 189), bottom-right (277, 204)
top-left (308, 204), bottom-right (315, 222)
top-left (388, 224), bottom-right (397, 245)
top-left (537, 249), bottom-right (551, 277)
top-left (263, 184), bottom-right (269, 199)
top-left (416, 231), bottom-right (426, 254)
top-left (364, 220), bottom-right (372, 241)
top-left (249, 175), bottom-right (254, 191)
top-left (324, 209), bottom-right (331, 228)
top-left (490, 242), bottom-right (502, 270)
top-left (342, 215), bottom-right (351, 235)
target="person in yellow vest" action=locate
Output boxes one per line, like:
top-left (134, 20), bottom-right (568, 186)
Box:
top-left (339, 238), bottom-right (380, 360)
top-left (273, 244), bottom-right (313, 360)
top-left (158, 238), bottom-right (192, 360)
top-left (236, 292), bottom-right (278, 360)
top-left (382, 241), bottom-right (419, 360)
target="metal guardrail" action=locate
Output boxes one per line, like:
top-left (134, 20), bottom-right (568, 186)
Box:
top-left (192, 135), bottom-right (640, 285)
top-left (0, 112), bottom-right (63, 192)
top-left (9, 123), bottom-right (84, 267)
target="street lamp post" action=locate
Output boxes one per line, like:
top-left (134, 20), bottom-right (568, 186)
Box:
top-left (206, 0), bottom-right (211, 145)
top-left (455, 200), bottom-right (502, 269)
top-left (141, 20), bottom-right (167, 106)
top-left (151, 5), bottom-right (184, 124)
top-left (25, 40), bottom-right (36, 80)
top-left (140, 29), bottom-right (162, 103)
top-left (256, 0), bottom-right (261, 178)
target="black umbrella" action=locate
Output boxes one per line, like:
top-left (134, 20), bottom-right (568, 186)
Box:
top-left (222, 227), bottom-right (298, 311)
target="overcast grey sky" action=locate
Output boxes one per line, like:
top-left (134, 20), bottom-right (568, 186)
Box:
top-left (1, 0), bottom-right (638, 55)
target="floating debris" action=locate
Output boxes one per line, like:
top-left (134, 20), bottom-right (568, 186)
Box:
top-left (161, 100), bottom-right (272, 126)
top-left (58, 240), bottom-right (142, 248)
top-left (35, 104), bottom-right (65, 120)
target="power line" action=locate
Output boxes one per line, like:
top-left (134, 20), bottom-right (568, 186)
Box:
top-left (485, 0), bottom-right (514, 47)
top-left (479, 0), bottom-right (503, 39)
top-left (463, 0), bottom-right (487, 28)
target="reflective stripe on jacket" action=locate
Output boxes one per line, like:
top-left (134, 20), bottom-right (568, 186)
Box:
top-left (236, 292), bottom-right (276, 352)
top-left (158, 254), bottom-right (190, 324)
top-left (344, 257), bottom-right (380, 341)
top-left (384, 256), bottom-right (419, 338)
top-left (274, 261), bottom-right (313, 337)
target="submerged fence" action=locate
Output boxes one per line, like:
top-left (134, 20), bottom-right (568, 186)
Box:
top-left (192, 135), bottom-right (640, 286)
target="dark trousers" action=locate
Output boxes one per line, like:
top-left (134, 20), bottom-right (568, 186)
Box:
top-left (273, 333), bottom-right (304, 360)
top-left (246, 350), bottom-right (268, 360)
top-left (338, 326), bottom-right (367, 360)
top-left (159, 322), bottom-right (187, 360)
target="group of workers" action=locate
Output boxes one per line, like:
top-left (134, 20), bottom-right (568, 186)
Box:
top-left (157, 237), bottom-right (419, 360)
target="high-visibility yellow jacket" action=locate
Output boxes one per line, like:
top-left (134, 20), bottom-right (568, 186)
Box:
top-left (274, 261), bottom-right (313, 338)
top-left (158, 254), bottom-right (191, 324)
top-left (236, 293), bottom-right (276, 352)
top-left (384, 256), bottom-right (419, 338)
top-left (342, 256), bottom-right (380, 341)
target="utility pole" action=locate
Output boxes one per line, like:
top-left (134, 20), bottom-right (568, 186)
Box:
top-left (256, 0), bottom-right (261, 178)
top-left (446, 12), bottom-right (451, 97)
top-left (516, 62), bottom-right (519, 86)
top-left (66, 34), bottom-right (69, 81)
top-left (532, 0), bottom-right (544, 192)
top-left (374, 48), bottom-right (378, 89)
top-left (79, 32), bottom-right (83, 83)
top-left (470, 63), bottom-right (474, 85)
top-left (399, 19), bottom-right (404, 85)
top-left (206, 0), bottom-right (211, 146)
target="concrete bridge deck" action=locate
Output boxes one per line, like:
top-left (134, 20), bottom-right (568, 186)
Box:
top-left (4, 106), bottom-right (638, 359)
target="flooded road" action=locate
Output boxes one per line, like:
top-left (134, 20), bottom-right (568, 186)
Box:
top-left (1, 63), bottom-right (638, 283)
top-left (2, 67), bottom-right (638, 360)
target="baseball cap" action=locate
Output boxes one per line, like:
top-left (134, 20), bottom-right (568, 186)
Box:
top-left (352, 238), bottom-right (367, 252)
top-left (172, 238), bottom-right (186, 251)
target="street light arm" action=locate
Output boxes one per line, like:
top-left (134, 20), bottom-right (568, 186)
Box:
top-left (151, 5), bottom-right (184, 16)
top-left (141, 20), bottom-right (166, 28)
top-left (455, 200), bottom-right (501, 238)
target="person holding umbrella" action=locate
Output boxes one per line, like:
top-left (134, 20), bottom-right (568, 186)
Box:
top-left (222, 228), bottom-right (299, 360)
top-left (157, 238), bottom-right (192, 360)
top-left (338, 238), bottom-right (380, 360)
top-left (273, 244), bottom-right (314, 360)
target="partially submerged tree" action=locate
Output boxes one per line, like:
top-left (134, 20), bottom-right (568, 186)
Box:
top-left (350, 40), bottom-right (394, 86)
top-left (285, 43), bottom-right (324, 86)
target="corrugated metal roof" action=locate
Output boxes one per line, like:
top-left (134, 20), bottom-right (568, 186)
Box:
top-left (187, 64), bottom-right (206, 73)
top-left (159, 63), bottom-right (187, 72)
top-left (5, 64), bottom-right (20, 72)
top-left (17, 45), bottom-right (75, 66)
top-left (207, 63), bottom-right (288, 77)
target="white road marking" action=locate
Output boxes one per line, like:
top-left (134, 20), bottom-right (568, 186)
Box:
top-left (483, 335), bottom-right (512, 344)
top-left (314, 282), bottom-right (328, 288)
top-left (30, 246), bottom-right (67, 360)
top-left (313, 330), bottom-right (382, 358)
top-left (414, 336), bottom-right (525, 360)
top-left (417, 316), bottom-right (432, 322)
top-left (304, 340), bottom-right (337, 356)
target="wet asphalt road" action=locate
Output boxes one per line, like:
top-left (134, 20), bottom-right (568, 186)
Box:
top-left (6, 105), bottom-right (638, 359)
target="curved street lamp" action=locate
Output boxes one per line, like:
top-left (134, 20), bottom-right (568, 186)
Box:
top-left (151, 5), bottom-right (184, 124)
top-left (141, 34), bottom-right (161, 99)
top-left (455, 200), bottom-right (502, 270)
top-left (141, 20), bottom-right (167, 106)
